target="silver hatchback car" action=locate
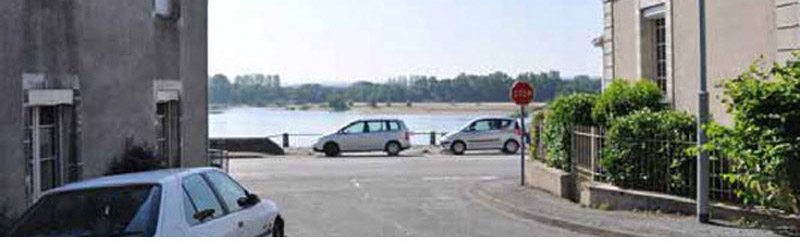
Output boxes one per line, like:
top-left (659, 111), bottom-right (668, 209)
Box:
top-left (439, 118), bottom-right (523, 155)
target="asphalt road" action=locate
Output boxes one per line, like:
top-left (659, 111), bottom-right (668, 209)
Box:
top-left (229, 150), bottom-right (583, 236)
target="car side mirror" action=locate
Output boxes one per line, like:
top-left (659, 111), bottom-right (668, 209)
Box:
top-left (237, 193), bottom-right (260, 207)
top-left (193, 209), bottom-right (215, 222)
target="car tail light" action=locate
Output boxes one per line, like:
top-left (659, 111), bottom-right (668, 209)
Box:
top-left (404, 131), bottom-right (410, 141)
top-left (514, 127), bottom-right (523, 136)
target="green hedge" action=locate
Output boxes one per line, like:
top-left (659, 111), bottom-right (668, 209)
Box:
top-left (543, 93), bottom-right (597, 170)
top-left (600, 110), bottom-right (696, 194)
top-left (592, 80), bottom-right (665, 127)
top-left (704, 59), bottom-right (800, 214)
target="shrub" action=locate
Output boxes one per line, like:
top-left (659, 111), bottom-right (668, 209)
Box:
top-left (543, 93), bottom-right (598, 170)
top-left (530, 111), bottom-right (546, 157)
top-left (592, 79), bottom-right (665, 127)
top-left (107, 139), bottom-right (165, 175)
top-left (600, 110), bottom-right (696, 194)
top-left (326, 96), bottom-right (350, 112)
top-left (704, 58), bottom-right (800, 214)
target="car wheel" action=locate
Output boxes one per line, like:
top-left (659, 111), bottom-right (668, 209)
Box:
top-left (272, 216), bottom-right (285, 237)
top-left (386, 141), bottom-right (401, 156)
top-left (324, 142), bottom-right (340, 157)
top-left (451, 141), bottom-right (466, 155)
top-left (503, 140), bottom-right (520, 154)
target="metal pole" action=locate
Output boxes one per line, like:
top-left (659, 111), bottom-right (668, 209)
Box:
top-left (520, 106), bottom-right (527, 186)
top-left (697, 0), bottom-right (710, 224)
top-left (282, 133), bottom-right (290, 148)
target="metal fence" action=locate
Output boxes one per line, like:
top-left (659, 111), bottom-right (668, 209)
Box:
top-left (569, 125), bottom-right (741, 203)
top-left (269, 131), bottom-right (450, 148)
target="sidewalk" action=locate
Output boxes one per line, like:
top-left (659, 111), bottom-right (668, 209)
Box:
top-left (471, 179), bottom-right (781, 237)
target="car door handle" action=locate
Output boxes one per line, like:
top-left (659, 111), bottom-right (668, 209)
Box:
top-left (238, 221), bottom-right (244, 228)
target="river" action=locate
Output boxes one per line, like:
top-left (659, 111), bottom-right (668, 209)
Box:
top-left (209, 107), bottom-right (517, 147)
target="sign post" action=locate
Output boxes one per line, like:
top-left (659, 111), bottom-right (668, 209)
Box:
top-left (510, 81), bottom-right (534, 186)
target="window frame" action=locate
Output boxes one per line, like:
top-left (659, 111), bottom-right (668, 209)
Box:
top-left (181, 174), bottom-right (227, 226)
top-left (201, 171), bottom-right (251, 214)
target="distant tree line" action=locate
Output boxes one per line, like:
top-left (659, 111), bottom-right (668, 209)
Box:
top-left (208, 72), bottom-right (601, 106)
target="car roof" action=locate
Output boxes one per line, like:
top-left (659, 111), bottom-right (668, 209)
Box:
top-left (469, 117), bottom-right (516, 122)
top-left (45, 167), bottom-right (219, 195)
top-left (351, 118), bottom-right (404, 122)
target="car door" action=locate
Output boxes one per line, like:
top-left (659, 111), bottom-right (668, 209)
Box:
top-left (364, 121), bottom-right (388, 151)
top-left (182, 174), bottom-right (238, 236)
top-left (464, 120), bottom-right (496, 149)
top-left (487, 119), bottom-right (510, 149)
top-left (203, 171), bottom-right (267, 237)
top-left (338, 121), bottom-right (368, 151)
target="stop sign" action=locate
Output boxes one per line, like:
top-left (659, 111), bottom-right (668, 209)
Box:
top-left (510, 81), bottom-right (534, 105)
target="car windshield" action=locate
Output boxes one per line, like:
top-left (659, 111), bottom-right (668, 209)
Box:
top-left (9, 185), bottom-right (161, 237)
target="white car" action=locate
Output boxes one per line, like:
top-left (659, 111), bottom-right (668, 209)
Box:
top-left (439, 117), bottom-right (524, 155)
top-left (7, 168), bottom-right (284, 237)
top-left (313, 119), bottom-right (411, 157)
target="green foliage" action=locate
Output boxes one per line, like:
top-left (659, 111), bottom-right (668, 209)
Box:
top-left (529, 111), bottom-right (546, 157)
top-left (600, 110), bottom-right (696, 194)
top-left (326, 95), bottom-right (350, 112)
top-left (703, 58), bottom-right (800, 214)
top-left (208, 72), bottom-right (601, 106)
top-left (107, 139), bottom-right (165, 176)
top-left (592, 79), bottom-right (665, 127)
top-left (543, 93), bottom-right (598, 170)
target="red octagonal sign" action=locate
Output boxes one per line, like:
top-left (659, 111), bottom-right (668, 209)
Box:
top-left (510, 81), bottom-right (534, 105)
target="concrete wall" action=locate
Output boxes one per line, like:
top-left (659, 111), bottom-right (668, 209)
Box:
top-left (0, 0), bottom-right (26, 218)
top-left (612, 0), bottom-right (640, 81)
top-left (608, 0), bottom-right (778, 125)
top-left (180, 0), bottom-right (209, 167)
top-left (671, 0), bottom-right (775, 126)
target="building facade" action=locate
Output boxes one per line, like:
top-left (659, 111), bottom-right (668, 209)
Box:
top-left (597, 0), bottom-right (798, 125)
top-left (0, 0), bottom-right (208, 217)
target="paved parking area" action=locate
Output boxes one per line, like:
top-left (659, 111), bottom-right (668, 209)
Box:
top-left (229, 150), bottom-right (582, 236)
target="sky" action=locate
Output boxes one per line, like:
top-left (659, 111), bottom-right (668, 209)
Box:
top-left (209, 0), bottom-right (603, 85)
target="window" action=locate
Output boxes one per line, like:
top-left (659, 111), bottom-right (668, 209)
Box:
top-left (156, 101), bottom-right (180, 168)
top-left (182, 174), bottom-right (224, 224)
top-left (24, 105), bottom-right (64, 203)
top-left (654, 18), bottom-right (667, 93)
top-left (387, 121), bottom-right (401, 131)
top-left (342, 122), bottom-right (366, 134)
top-left (471, 120), bottom-right (492, 132)
top-left (366, 121), bottom-right (386, 133)
top-left (204, 172), bottom-right (249, 213)
top-left (9, 185), bottom-right (162, 237)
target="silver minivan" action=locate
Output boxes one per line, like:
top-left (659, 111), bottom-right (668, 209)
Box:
top-left (313, 119), bottom-right (412, 157)
top-left (439, 118), bottom-right (523, 155)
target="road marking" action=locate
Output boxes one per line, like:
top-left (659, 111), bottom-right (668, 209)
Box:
top-left (422, 176), bottom-right (499, 181)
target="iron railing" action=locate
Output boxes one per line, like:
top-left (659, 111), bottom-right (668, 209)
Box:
top-left (568, 125), bottom-right (742, 203)
top-left (208, 149), bottom-right (230, 173)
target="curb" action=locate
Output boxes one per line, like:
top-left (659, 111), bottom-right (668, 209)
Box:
top-left (469, 179), bottom-right (637, 237)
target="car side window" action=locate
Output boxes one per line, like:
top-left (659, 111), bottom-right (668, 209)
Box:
top-left (342, 122), bottom-right (366, 134)
top-left (502, 120), bottom-right (513, 129)
top-left (387, 121), bottom-right (400, 131)
top-left (472, 120), bottom-right (492, 132)
top-left (204, 171), bottom-right (249, 213)
top-left (366, 121), bottom-right (385, 133)
top-left (182, 174), bottom-right (225, 225)
top-left (489, 120), bottom-right (504, 130)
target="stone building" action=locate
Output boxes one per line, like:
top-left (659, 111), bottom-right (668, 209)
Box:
top-left (0, 0), bottom-right (208, 217)
top-left (595, 0), bottom-right (797, 125)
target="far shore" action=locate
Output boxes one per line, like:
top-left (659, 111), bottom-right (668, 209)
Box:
top-left (211, 102), bottom-right (546, 115)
